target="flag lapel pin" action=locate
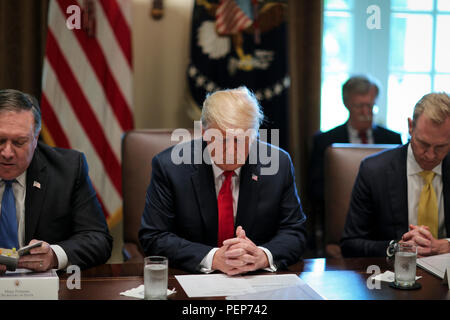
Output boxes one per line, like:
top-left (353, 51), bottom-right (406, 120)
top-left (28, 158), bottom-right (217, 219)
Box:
top-left (33, 181), bottom-right (41, 189)
top-left (251, 174), bottom-right (258, 182)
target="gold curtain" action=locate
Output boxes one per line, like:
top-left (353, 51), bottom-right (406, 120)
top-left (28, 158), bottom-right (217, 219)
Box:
top-left (288, 0), bottom-right (323, 255)
top-left (0, 0), bottom-right (49, 98)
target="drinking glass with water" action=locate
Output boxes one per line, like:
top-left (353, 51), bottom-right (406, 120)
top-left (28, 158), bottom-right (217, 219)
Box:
top-left (144, 256), bottom-right (168, 300)
top-left (394, 243), bottom-right (417, 288)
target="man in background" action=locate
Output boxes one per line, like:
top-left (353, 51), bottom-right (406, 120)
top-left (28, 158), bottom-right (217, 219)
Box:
top-left (308, 75), bottom-right (402, 255)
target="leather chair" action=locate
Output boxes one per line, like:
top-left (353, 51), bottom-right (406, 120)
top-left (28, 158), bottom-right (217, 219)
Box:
top-left (121, 129), bottom-right (194, 262)
top-left (323, 143), bottom-right (400, 258)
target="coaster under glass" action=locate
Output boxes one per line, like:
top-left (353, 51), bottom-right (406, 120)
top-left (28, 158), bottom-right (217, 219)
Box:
top-left (389, 282), bottom-right (422, 290)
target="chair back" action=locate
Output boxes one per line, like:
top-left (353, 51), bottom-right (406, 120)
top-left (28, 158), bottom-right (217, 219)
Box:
top-left (121, 129), bottom-right (194, 261)
top-left (324, 143), bottom-right (400, 258)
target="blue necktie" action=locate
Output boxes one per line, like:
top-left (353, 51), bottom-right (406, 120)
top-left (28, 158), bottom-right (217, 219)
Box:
top-left (0, 180), bottom-right (19, 249)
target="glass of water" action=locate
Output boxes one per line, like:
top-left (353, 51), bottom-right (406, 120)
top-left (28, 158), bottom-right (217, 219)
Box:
top-left (394, 243), bottom-right (417, 288)
top-left (144, 256), bottom-right (168, 300)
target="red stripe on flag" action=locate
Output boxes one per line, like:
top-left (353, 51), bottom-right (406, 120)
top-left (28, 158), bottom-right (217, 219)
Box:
top-left (45, 29), bottom-right (123, 196)
top-left (40, 93), bottom-right (72, 149)
top-left (57, 0), bottom-right (133, 132)
top-left (220, 4), bottom-right (238, 30)
top-left (216, 0), bottom-right (252, 35)
top-left (217, 8), bottom-right (239, 32)
top-left (235, 14), bottom-right (250, 30)
top-left (98, 0), bottom-right (132, 68)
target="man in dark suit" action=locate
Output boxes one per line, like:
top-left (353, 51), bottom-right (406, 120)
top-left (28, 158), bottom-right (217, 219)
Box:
top-left (308, 75), bottom-right (402, 253)
top-left (341, 92), bottom-right (450, 257)
top-left (139, 87), bottom-right (307, 275)
top-left (0, 89), bottom-right (112, 273)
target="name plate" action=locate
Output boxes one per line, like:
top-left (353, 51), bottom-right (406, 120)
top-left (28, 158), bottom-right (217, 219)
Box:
top-left (0, 269), bottom-right (59, 300)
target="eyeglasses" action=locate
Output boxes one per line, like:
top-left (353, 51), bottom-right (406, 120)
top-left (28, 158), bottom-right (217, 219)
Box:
top-left (351, 103), bottom-right (374, 110)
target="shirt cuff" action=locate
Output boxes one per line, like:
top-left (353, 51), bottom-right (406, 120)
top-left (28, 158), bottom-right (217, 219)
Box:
top-left (199, 248), bottom-right (219, 273)
top-left (259, 246), bottom-right (277, 272)
top-left (50, 244), bottom-right (69, 270)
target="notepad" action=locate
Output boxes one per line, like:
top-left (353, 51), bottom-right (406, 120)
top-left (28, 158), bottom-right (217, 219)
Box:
top-left (175, 273), bottom-right (323, 299)
top-left (417, 253), bottom-right (450, 279)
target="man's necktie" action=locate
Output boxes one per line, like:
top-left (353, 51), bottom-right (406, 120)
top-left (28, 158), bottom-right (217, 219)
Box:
top-left (358, 130), bottom-right (368, 144)
top-left (0, 180), bottom-right (19, 249)
top-left (217, 171), bottom-right (234, 247)
top-left (418, 171), bottom-right (438, 238)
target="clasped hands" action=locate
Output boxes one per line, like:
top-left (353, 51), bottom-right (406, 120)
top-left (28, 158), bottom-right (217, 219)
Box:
top-left (401, 225), bottom-right (450, 257)
top-left (0, 239), bottom-right (58, 274)
top-left (212, 226), bottom-right (269, 276)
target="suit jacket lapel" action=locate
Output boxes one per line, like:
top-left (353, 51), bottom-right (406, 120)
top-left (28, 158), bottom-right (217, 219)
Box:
top-left (387, 145), bottom-right (409, 239)
top-left (235, 162), bottom-right (259, 236)
top-left (337, 123), bottom-right (350, 142)
top-left (24, 147), bottom-right (48, 243)
top-left (372, 126), bottom-right (381, 143)
top-left (191, 159), bottom-right (218, 246)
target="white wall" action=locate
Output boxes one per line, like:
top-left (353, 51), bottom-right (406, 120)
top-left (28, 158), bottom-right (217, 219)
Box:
top-left (132, 0), bottom-right (197, 130)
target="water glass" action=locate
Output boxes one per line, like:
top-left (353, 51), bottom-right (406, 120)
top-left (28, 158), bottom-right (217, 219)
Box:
top-left (144, 256), bottom-right (168, 300)
top-left (394, 243), bottom-right (417, 287)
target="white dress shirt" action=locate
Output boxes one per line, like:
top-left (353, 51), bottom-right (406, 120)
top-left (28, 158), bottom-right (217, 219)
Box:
top-left (1, 174), bottom-right (68, 270)
top-left (199, 161), bottom-right (277, 273)
top-left (406, 144), bottom-right (447, 239)
top-left (347, 124), bottom-right (374, 144)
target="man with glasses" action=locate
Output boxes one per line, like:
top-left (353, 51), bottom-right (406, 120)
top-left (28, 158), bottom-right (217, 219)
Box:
top-left (308, 75), bottom-right (402, 254)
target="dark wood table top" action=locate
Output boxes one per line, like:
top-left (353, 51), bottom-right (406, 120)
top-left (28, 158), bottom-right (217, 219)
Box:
top-left (57, 257), bottom-right (449, 300)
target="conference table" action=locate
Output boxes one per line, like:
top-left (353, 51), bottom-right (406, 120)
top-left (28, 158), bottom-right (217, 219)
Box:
top-left (58, 257), bottom-right (449, 300)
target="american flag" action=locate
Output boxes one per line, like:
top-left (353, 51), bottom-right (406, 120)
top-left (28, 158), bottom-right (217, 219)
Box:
top-left (41, 0), bottom-right (133, 227)
top-left (215, 0), bottom-right (253, 35)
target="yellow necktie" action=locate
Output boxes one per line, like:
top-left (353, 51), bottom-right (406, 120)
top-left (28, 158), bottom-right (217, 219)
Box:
top-left (418, 171), bottom-right (438, 238)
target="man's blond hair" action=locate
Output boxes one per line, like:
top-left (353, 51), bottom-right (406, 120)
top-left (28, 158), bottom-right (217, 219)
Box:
top-left (201, 86), bottom-right (264, 131)
top-left (412, 92), bottom-right (450, 127)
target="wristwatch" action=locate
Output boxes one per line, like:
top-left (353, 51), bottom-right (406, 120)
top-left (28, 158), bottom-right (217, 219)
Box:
top-left (386, 240), bottom-right (398, 258)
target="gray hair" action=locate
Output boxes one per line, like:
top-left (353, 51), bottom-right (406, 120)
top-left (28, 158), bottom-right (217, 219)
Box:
top-left (412, 92), bottom-right (450, 127)
top-left (0, 89), bottom-right (41, 136)
top-left (342, 75), bottom-right (380, 105)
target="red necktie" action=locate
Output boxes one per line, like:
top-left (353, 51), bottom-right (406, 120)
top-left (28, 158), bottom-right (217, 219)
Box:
top-left (358, 130), bottom-right (368, 144)
top-left (217, 171), bottom-right (234, 247)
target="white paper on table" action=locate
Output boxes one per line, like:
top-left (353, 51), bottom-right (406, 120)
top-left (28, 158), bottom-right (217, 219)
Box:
top-left (175, 273), bottom-right (318, 298)
top-left (175, 274), bottom-right (255, 297)
top-left (242, 274), bottom-right (307, 292)
top-left (4, 268), bottom-right (55, 277)
top-left (119, 285), bottom-right (176, 299)
top-left (227, 275), bottom-right (325, 300)
top-left (417, 253), bottom-right (450, 279)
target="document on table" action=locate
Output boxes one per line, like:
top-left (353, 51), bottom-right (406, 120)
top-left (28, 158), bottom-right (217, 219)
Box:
top-left (175, 273), bottom-right (324, 299)
top-left (417, 253), bottom-right (450, 279)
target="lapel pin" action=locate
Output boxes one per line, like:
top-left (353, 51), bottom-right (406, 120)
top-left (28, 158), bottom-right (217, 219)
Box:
top-left (251, 174), bottom-right (258, 181)
top-left (33, 181), bottom-right (41, 189)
